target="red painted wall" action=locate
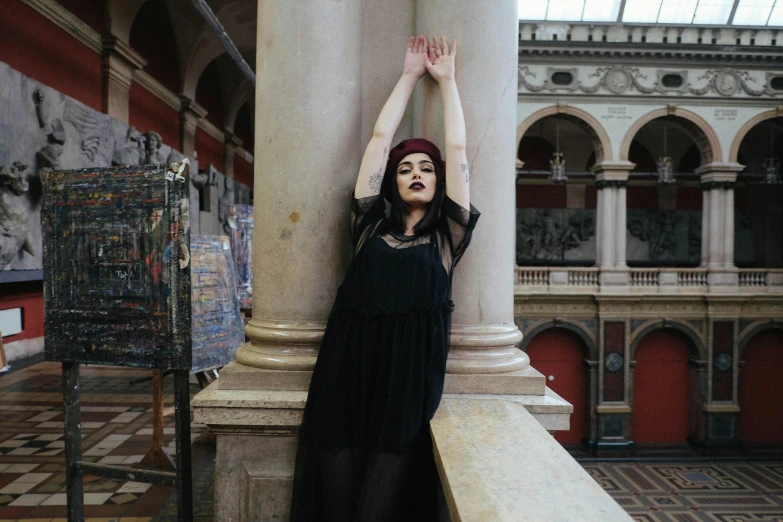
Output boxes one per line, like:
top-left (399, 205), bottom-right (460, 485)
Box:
top-left (128, 82), bottom-right (180, 152)
top-left (234, 155), bottom-right (253, 188)
top-left (632, 329), bottom-right (690, 443)
top-left (526, 329), bottom-right (588, 445)
top-left (739, 329), bottom-right (783, 443)
top-left (627, 186), bottom-right (658, 209)
top-left (517, 185), bottom-right (567, 209)
top-left (0, 1), bottom-right (101, 111)
top-left (0, 282), bottom-right (44, 343)
top-left (195, 127), bottom-right (225, 173)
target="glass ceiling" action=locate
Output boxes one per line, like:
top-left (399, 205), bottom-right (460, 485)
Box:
top-left (518, 0), bottom-right (783, 26)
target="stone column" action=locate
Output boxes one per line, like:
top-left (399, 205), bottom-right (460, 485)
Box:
top-left (233, 0), bottom-right (362, 373)
top-left (592, 161), bottom-right (634, 289)
top-left (101, 35), bottom-right (146, 123)
top-left (179, 96), bottom-right (207, 158)
top-left (696, 162), bottom-right (743, 288)
top-left (700, 189), bottom-right (710, 267)
top-left (415, 0), bottom-right (532, 391)
top-left (223, 132), bottom-right (243, 179)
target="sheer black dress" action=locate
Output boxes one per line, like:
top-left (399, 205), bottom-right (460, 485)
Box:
top-left (290, 191), bottom-right (479, 521)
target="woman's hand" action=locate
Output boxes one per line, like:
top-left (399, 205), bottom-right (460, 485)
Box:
top-left (402, 35), bottom-right (430, 78)
top-left (426, 37), bottom-right (456, 84)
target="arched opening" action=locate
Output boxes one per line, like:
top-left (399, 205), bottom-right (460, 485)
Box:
top-left (516, 112), bottom-right (606, 266)
top-left (233, 102), bottom-right (254, 187)
top-left (625, 115), bottom-right (712, 267)
top-left (632, 329), bottom-right (695, 444)
top-left (526, 329), bottom-right (590, 447)
top-left (194, 56), bottom-right (228, 171)
top-left (130, 0), bottom-right (180, 95)
top-left (739, 329), bottom-right (783, 444)
top-left (734, 117), bottom-right (783, 269)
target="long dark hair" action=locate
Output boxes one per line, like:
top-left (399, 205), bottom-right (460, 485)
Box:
top-left (388, 155), bottom-right (446, 235)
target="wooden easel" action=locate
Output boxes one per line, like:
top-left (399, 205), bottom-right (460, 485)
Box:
top-left (63, 362), bottom-right (193, 521)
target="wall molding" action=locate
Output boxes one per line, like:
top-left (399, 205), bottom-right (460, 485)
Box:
top-left (198, 117), bottom-right (225, 144)
top-left (21, 0), bottom-right (102, 53)
top-left (236, 147), bottom-right (254, 164)
top-left (133, 70), bottom-right (181, 111)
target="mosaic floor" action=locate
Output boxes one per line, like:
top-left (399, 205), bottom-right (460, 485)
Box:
top-left (1, 356), bottom-right (781, 521)
top-left (0, 356), bottom-right (213, 522)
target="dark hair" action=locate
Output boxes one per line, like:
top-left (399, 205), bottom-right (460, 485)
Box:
top-left (388, 155), bottom-right (446, 235)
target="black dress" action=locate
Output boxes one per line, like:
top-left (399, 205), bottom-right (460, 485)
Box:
top-left (290, 192), bottom-right (479, 521)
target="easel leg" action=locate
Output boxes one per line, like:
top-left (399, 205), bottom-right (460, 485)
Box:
top-left (174, 369), bottom-right (193, 521)
top-left (140, 370), bottom-right (175, 470)
top-left (63, 361), bottom-right (84, 521)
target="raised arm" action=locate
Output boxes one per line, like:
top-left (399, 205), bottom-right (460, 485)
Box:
top-left (355, 36), bottom-right (429, 199)
top-left (427, 37), bottom-right (469, 210)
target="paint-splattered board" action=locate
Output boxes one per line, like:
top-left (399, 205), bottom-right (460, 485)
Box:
top-left (190, 235), bottom-right (245, 372)
top-left (227, 205), bottom-right (253, 309)
top-left (42, 164), bottom-right (191, 369)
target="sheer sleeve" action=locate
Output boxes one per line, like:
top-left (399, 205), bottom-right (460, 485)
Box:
top-left (437, 195), bottom-right (480, 274)
top-left (351, 192), bottom-right (385, 254)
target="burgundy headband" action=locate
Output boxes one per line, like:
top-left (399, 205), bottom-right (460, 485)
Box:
top-left (381, 138), bottom-right (444, 201)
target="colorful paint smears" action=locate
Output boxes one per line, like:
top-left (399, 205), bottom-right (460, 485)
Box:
top-left (227, 205), bottom-right (253, 309)
top-left (190, 235), bottom-right (245, 372)
top-left (42, 164), bottom-right (191, 369)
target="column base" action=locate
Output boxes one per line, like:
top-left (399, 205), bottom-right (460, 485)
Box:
top-left (219, 360), bottom-right (548, 396)
top-left (599, 268), bottom-right (630, 291)
top-left (708, 268), bottom-right (739, 291)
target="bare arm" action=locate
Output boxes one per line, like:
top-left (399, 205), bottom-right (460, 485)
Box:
top-left (427, 38), bottom-right (469, 210)
top-left (355, 36), bottom-right (429, 199)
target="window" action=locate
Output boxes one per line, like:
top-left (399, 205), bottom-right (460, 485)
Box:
top-left (661, 74), bottom-right (684, 87)
top-left (551, 72), bottom-right (575, 85)
top-left (770, 76), bottom-right (783, 90)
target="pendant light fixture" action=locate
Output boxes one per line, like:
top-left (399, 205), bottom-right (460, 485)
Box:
top-left (656, 121), bottom-right (675, 184)
top-left (762, 125), bottom-right (781, 185)
top-left (549, 121), bottom-right (567, 183)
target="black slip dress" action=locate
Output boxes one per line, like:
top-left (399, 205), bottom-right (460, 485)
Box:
top-left (290, 191), bottom-right (479, 522)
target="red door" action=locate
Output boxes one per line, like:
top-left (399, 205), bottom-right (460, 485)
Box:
top-left (632, 330), bottom-right (690, 443)
top-left (526, 329), bottom-right (587, 445)
top-left (740, 330), bottom-right (783, 442)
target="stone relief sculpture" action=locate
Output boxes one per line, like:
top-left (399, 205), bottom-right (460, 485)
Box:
top-left (111, 127), bottom-right (146, 166)
top-left (626, 210), bottom-right (702, 263)
top-left (218, 176), bottom-right (236, 235)
top-left (33, 89), bottom-right (65, 172)
top-left (0, 61), bottom-right (250, 277)
top-left (518, 64), bottom-right (779, 98)
top-left (517, 209), bottom-right (595, 263)
top-left (144, 131), bottom-right (167, 165)
top-left (0, 162), bottom-right (34, 270)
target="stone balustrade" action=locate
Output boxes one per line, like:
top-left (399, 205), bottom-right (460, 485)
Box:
top-left (431, 398), bottom-right (632, 521)
top-left (515, 267), bottom-right (783, 294)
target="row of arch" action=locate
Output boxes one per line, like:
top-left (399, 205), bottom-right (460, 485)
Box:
top-left (517, 105), bottom-right (782, 165)
top-left (525, 324), bottom-right (783, 447)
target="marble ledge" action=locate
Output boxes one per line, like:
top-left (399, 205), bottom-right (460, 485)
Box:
top-left (191, 381), bottom-right (571, 433)
top-left (431, 398), bottom-right (632, 522)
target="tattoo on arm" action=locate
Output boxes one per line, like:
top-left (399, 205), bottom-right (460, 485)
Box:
top-left (461, 163), bottom-right (469, 183)
top-left (368, 147), bottom-right (388, 192)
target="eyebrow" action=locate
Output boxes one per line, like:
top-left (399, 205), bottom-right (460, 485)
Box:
top-left (397, 160), bottom-right (434, 168)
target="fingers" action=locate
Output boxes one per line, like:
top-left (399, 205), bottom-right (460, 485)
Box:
top-left (440, 36), bottom-right (448, 56)
top-left (407, 36), bottom-right (414, 53)
top-left (450, 39), bottom-right (457, 57)
top-left (431, 36), bottom-right (441, 58)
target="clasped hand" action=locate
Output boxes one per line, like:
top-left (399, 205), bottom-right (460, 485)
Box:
top-left (403, 35), bottom-right (456, 84)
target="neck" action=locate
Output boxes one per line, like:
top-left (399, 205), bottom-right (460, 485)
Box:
top-left (404, 206), bottom-right (426, 235)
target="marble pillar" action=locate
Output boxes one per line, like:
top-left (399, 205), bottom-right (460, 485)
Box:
top-left (415, 0), bottom-right (531, 387)
top-left (223, 132), bottom-right (243, 179)
top-left (593, 162), bottom-right (633, 289)
top-left (233, 0), bottom-right (362, 372)
top-left (696, 162), bottom-right (743, 288)
top-left (101, 35), bottom-right (146, 123)
top-left (179, 96), bottom-right (207, 158)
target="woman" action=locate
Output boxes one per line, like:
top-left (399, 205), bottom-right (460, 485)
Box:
top-left (291, 35), bottom-right (479, 521)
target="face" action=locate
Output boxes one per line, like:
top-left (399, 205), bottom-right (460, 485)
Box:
top-left (395, 153), bottom-right (437, 208)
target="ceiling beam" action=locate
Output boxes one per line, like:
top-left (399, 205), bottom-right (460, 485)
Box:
top-left (728, 0), bottom-right (741, 25)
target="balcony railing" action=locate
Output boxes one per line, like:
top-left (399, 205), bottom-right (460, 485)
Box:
top-left (514, 267), bottom-right (783, 294)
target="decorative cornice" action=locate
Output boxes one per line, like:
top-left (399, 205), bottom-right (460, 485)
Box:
top-left (236, 147), bottom-right (254, 164)
top-left (21, 0), bottom-right (101, 53)
top-left (595, 179), bottom-right (628, 189)
top-left (134, 71), bottom-right (181, 111)
top-left (198, 117), bottom-right (225, 143)
top-left (102, 36), bottom-right (147, 70)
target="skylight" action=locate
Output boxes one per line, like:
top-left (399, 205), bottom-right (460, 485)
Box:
top-left (519, 0), bottom-right (783, 26)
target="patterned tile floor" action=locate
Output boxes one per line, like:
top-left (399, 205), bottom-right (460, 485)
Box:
top-left (0, 355), bottom-right (213, 522)
top-left (1, 355), bottom-right (781, 521)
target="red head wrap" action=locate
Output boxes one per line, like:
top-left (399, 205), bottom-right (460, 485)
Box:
top-left (381, 138), bottom-right (443, 202)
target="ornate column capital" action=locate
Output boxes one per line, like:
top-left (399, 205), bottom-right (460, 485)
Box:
top-left (224, 132), bottom-right (244, 151)
top-left (101, 35), bottom-right (147, 72)
top-left (595, 179), bottom-right (628, 190)
top-left (101, 34), bottom-right (146, 122)
top-left (592, 161), bottom-right (635, 184)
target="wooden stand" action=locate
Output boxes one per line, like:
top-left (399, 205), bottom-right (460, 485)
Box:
top-left (63, 362), bottom-right (193, 521)
top-left (139, 370), bottom-right (175, 471)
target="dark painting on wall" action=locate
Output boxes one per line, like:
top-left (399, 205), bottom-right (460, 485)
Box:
top-left (190, 235), bottom-right (245, 372)
top-left (42, 164), bottom-right (191, 369)
top-left (227, 205), bottom-right (252, 309)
